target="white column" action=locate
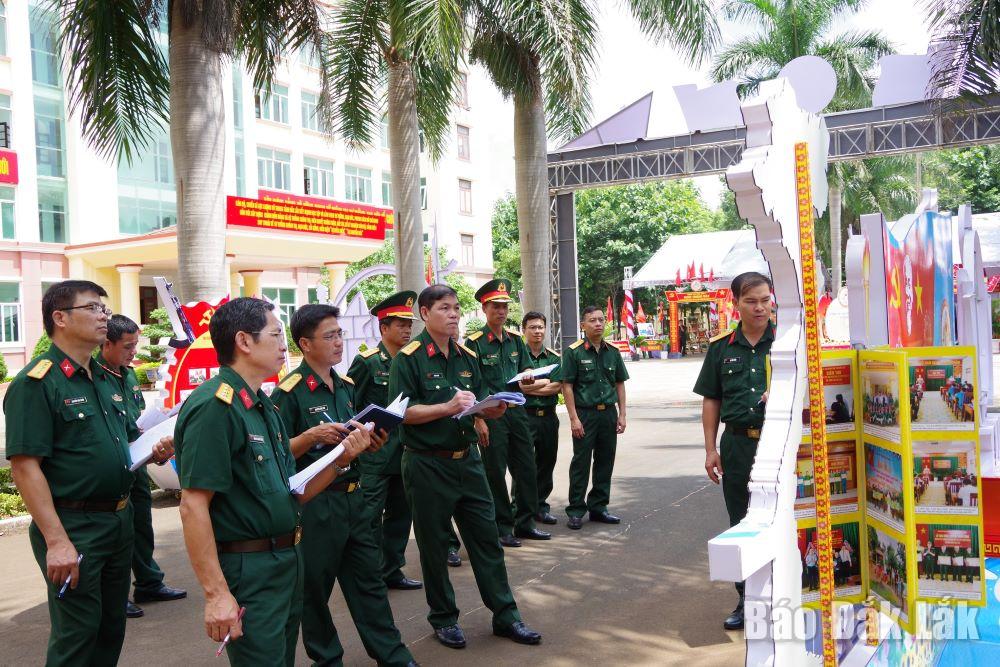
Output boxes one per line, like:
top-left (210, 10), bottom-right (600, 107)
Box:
top-left (225, 254), bottom-right (240, 297)
top-left (325, 261), bottom-right (349, 304)
top-left (115, 264), bottom-right (143, 323)
top-left (239, 270), bottom-right (263, 298)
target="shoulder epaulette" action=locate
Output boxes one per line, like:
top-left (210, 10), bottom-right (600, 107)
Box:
top-left (546, 347), bottom-right (559, 357)
top-left (26, 358), bottom-right (53, 380)
top-left (401, 340), bottom-right (421, 356)
top-left (709, 330), bottom-right (730, 344)
top-left (359, 347), bottom-right (379, 359)
top-left (339, 374), bottom-right (354, 385)
top-left (467, 330), bottom-right (483, 342)
top-left (460, 344), bottom-right (478, 359)
top-left (278, 373), bottom-right (302, 392)
top-left (568, 339), bottom-right (584, 350)
top-left (505, 326), bottom-right (521, 337)
top-left (215, 382), bottom-right (234, 404)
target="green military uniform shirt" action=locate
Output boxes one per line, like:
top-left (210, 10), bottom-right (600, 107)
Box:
top-left (523, 346), bottom-right (562, 409)
top-left (96, 353), bottom-right (146, 425)
top-left (348, 342), bottom-right (401, 475)
top-left (693, 322), bottom-right (774, 426)
top-left (271, 361), bottom-right (359, 482)
top-left (174, 366), bottom-right (300, 543)
top-left (4, 344), bottom-right (139, 500)
top-left (464, 325), bottom-right (531, 394)
top-left (561, 338), bottom-right (629, 406)
top-left (388, 330), bottom-right (484, 452)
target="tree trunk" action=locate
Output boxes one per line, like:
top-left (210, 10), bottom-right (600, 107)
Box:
top-left (829, 181), bottom-right (843, 291)
top-left (513, 75), bottom-right (551, 325)
top-left (169, 4), bottom-right (228, 303)
top-left (387, 50), bottom-right (426, 312)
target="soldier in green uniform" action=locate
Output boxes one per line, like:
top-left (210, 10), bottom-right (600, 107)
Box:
top-left (464, 279), bottom-right (550, 545)
top-left (272, 304), bottom-right (415, 667)
top-left (389, 284), bottom-right (542, 649)
top-left (693, 271), bottom-right (774, 631)
top-left (97, 314), bottom-right (187, 619)
top-left (175, 298), bottom-right (373, 666)
top-left (519, 311), bottom-right (562, 525)
top-left (561, 305), bottom-right (629, 530)
top-left (348, 291), bottom-right (423, 591)
top-left (6, 281), bottom-right (173, 666)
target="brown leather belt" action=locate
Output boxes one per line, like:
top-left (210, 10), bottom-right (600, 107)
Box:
top-left (529, 407), bottom-right (556, 417)
top-left (405, 446), bottom-right (470, 460)
top-left (54, 497), bottom-right (129, 512)
top-left (217, 527), bottom-right (302, 554)
top-left (579, 404), bottom-right (609, 411)
top-left (324, 479), bottom-right (361, 494)
top-left (728, 426), bottom-right (762, 440)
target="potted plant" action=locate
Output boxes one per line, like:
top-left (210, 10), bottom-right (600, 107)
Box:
top-left (629, 335), bottom-right (647, 361)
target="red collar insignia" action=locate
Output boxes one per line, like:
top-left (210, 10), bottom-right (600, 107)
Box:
top-left (60, 358), bottom-right (76, 377)
top-left (306, 375), bottom-right (318, 392)
top-left (239, 388), bottom-right (254, 409)
top-left (487, 332), bottom-right (494, 343)
top-left (426, 343), bottom-right (436, 357)
top-left (584, 341), bottom-right (590, 351)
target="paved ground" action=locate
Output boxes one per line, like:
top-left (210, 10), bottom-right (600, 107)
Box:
top-left (0, 357), bottom-right (758, 666)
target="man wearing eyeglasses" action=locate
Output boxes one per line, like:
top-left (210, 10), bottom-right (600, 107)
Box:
top-left (5, 280), bottom-right (174, 666)
top-left (271, 304), bottom-right (415, 667)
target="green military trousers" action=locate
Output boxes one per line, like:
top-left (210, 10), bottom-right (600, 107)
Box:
top-left (219, 545), bottom-right (303, 666)
top-left (360, 472), bottom-right (413, 585)
top-left (402, 449), bottom-right (521, 630)
top-left (720, 427), bottom-right (760, 601)
top-left (300, 487), bottom-right (413, 667)
top-left (481, 407), bottom-right (539, 535)
top-left (527, 411), bottom-right (559, 514)
top-left (567, 406), bottom-right (618, 518)
top-left (29, 505), bottom-right (134, 667)
top-left (129, 468), bottom-right (165, 593)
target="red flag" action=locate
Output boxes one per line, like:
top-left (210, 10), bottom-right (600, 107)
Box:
top-left (636, 302), bottom-right (647, 323)
top-left (699, 263), bottom-right (705, 280)
top-left (676, 269), bottom-right (682, 285)
top-left (688, 262), bottom-right (696, 280)
top-left (425, 256), bottom-right (434, 284)
top-left (709, 268), bottom-right (714, 282)
top-left (606, 295), bottom-right (614, 324)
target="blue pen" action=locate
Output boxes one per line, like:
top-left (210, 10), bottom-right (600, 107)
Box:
top-left (57, 554), bottom-right (84, 599)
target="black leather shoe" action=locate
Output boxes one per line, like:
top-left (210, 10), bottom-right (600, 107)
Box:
top-left (494, 621), bottom-right (542, 645)
top-left (515, 527), bottom-right (552, 540)
top-left (386, 577), bottom-right (423, 590)
top-left (133, 584), bottom-right (187, 603)
top-left (499, 534), bottom-right (522, 548)
top-left (588, 511), bottom-right (621, 524)
top-left (567, 516), bottom-right (583, 530)
top-left (723, 605), bottom-right (744, 630)
top-left (535, 512), bottom-right (558, 525)
top-left (447, 550), bottom-right (462, 567)
top-left (434, 624), bottom-right (467, 649)
top-left (126, 601), bottom-right (144, 618)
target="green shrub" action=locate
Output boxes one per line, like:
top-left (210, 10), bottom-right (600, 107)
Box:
top-left (32, 333), bottom-right (52, 359)
top-left (285, 324), bottom-right (300, 356)
top-left (133, 362), bottom-right (163, 386)
top-left (0, 354), bottom-right (7, 382)
top-left (0, 492), bottom-right (27, 518)
top-left (0, 466), bottom-right (15, 494)
top-left (464, 317), bottom-right (485, 337)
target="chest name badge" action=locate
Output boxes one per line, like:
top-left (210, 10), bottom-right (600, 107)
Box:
top-left (580, 359), bottom-right (594, 365)
top-left (376, 370), bottom-right (390, 378)
top-left (249, 434), bottom-right (266, 443)
top-left (426, 372), bottom-right (444, 380)
top-left (308, 405), bottom-right (328, 414)
top-left (723, 357), bottom-right (742, 365)
top-left (64, 397), bottom-right (87, 406)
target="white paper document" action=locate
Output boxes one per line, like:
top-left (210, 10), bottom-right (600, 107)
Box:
top-left (135, 402), bottom-right (181, 433)
top-left (507, 364), bottom-right (558, 385)
top-left (455, 392), bottom-right (526, 419)
top-left (288, 444), bottom-right (346, 495)
top-left (128, 416), bottom-right (178, 471)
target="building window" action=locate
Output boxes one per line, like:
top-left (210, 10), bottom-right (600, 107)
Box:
top-left (257, 147), bottom-right (292, 191)
top-left (118, 129), bottom-right (177, 235)
top-left (0, 186), bottom-right (13, 240)
top-left (301, 91), bottom-right (319, 132)
top-left (262, 287), bottom-right (296, 325)
top-left (307, 287), bottom-right (320, 304)
top-left (255, 84), bottom-right (289, 124)
top-left (457, 124), bottom-right (470, 160)
top-left (30, 8), bottom-right (60, 87)
top-left (34, 97), bottom-right (65, 178)
top-left (303, 156), bottom-right (335, 197)
top-left (420, 177), bottom-right (427, 210)
top-left (0, 282), bottom-right (21, 344)
top-left (0, 93), bottom-right (10, 148)
top-left (380, 115), bottom-right (390, 149)
top-left (0, 3), bottom-right (7, 58)
top-left (381, 171), bottom-right (392, 207)
top-left (458, 179), bottom-right (472, 214)
top-left (232, 68), bottom-right (246, 196)
top-left (37, 181), bottom-right (66, 243)
top-left (234, 137), bottom-right (246, 196)
top-left (344, 165), bottom-right (372, 203)
top-left (300, 44), bottom-right (320, 69)
top-left (458, 72), bottom-right (470, 109)
top-left (418, 129), bottom-right (425, 153)
top-left (461, 234), bottom-right (474, 266)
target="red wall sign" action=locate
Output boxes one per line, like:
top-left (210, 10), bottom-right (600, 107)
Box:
top-left (227, 190), bottom-right (393, 240)
top-left (0, 150), bottom-right (19, 185)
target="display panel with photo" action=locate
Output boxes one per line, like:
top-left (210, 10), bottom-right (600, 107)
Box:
top-left (916, 523), bottom-right (983, 601)
top-left (908, 355), bottom-right (975, 431)
top-left (861, 358), bottom-right (902, 442)
top-left (867, 524), bottom-right (909, 621)
top-left (865, 442), bottom-right (905, 533)
top-left (803, 357), bottom-right (856, 436)
top-left (912, 441), bottom-right (979, 515)
top-left (795, 440), bottom-right (859, 518)
top-left (798, 521), bottom-right (862, 602)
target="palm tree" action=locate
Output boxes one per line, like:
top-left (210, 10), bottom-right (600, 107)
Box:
top-left (325, 0), bottom-right (464, 301)
top-left (470, 0), bottom-right (718, 323)
top-left (925, 0), bottom-right (1000, 99)
top-left (711, 0), bottom-right (895, 289)
top-left (54, 0), bottom-right (333, 302)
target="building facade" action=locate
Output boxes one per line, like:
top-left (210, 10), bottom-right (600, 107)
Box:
top-left (0, 2), bottom-right (505, 370)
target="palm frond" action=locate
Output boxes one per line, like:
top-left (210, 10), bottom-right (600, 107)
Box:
top-left (411, 52), bottom-right (459, 161)
top-left (624, 0), bottom-right (720, 65)
top-left (710, 35), bottom-right (784, 87)
top-left (925, 0), bottom-right (1000, 100)
top-left (403, 0), bottom-right (466, 65)
top-left (720, 0), bottom-right (779, 28)
top-left (53, 0), bottom-right (170, 163)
